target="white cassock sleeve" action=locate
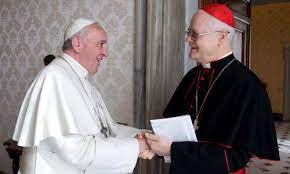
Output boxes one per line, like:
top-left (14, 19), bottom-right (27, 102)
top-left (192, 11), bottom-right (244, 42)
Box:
top-left (114, 123), bottom-right (141, 138)
top-left (46, 134), bottom-right (139, 174)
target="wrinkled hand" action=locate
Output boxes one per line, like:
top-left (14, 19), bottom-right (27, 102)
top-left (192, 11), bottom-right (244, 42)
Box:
top-left (136, 132), bottom-right (155, 160)
top-left (139, 149), bottom-right (155, 160)
top-left (145, 133), bottom-right (172, 156)
top-left (135, 130), bottom-right (152, 139)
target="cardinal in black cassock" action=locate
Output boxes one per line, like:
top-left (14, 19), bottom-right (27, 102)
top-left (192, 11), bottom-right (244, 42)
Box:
top-left (163, 53), bottom-right (279, 174)
top-left (146, 3), bottom-right (279, 174)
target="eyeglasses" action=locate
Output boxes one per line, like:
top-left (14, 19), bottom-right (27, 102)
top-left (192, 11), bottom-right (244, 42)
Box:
top-left (185, 30), bottom-right (229, 41)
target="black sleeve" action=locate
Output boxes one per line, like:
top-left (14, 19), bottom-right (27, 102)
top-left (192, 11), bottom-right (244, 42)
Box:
top-left (163, 68), bottom-right (198, 118)
top-left (170, 142), bottom-right (250, 174)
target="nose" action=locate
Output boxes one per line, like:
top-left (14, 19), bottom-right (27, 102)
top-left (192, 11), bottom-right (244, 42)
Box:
top-left (102, 45), bottom-right (108, 57)
top-left (185, 35), bottom-right (192, 43)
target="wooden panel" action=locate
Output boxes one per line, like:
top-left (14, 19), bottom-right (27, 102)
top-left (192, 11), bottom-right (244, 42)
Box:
top-left (252, 0), bottom-right (290, 5)
top-left (227, 0), bottom-right (250, 17)
top-left (233, 15), bottom-right (250, 66)
top-left (199, 0), bottom-right (215, 7)
top-left (200, 0), bottom-right (250, 18)
top-left (283, 43), bottom-right (290, 121)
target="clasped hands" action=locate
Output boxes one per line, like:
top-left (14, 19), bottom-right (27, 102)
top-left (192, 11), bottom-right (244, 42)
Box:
top-left (136, 132), bottom-right (172, 160)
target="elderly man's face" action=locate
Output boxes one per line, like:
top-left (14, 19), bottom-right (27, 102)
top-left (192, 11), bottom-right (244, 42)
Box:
top-left (79, 25), bottom-right (108, 75)
top-left (186, 10), bottom-right (219, 64)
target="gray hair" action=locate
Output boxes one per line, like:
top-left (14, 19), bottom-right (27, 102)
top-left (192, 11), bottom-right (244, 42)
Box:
top-left (206, 13), bottom-right (235, 42)
top-left (62, 38), bottom-right (73, 51)
top-left (62, 23), bottom-right (100, 51)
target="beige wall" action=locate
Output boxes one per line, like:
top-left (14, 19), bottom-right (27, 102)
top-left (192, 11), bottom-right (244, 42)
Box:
top-left (0, 0), bottom-right (135, 173)
top-left (251, 2), bottom-right (290, 114)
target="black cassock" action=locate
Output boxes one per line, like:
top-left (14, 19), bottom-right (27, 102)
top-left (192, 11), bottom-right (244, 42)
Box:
top-left (163, 54), bottom-right (279, 174)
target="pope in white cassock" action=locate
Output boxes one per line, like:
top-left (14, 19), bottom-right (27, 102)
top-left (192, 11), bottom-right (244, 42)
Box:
top-left (12, 18), bottom-right (154, 174)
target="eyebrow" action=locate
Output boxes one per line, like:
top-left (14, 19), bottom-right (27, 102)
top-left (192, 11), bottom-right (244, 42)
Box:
top-left (187, 28), bottom-right (197, 32)
top-left (98, 40), bottom-right (107, 43)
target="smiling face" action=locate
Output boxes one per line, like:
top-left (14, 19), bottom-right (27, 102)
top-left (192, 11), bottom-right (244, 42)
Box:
top-left (186, 10), bottom-right (219, 64)
top-left (78, 24), bottom-right (108, 75)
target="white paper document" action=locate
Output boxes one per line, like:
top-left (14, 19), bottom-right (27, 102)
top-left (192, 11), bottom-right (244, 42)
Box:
top-left (150, 115), bottom-right (197, 163)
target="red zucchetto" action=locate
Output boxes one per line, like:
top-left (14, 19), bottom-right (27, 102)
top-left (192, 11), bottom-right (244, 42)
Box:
top-left (201, 3), bottom-right (235, 28)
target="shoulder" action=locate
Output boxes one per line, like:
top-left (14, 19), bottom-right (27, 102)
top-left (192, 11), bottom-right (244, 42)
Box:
top-left (33, 58), bottom-right (73, 86)
top-left (230, 60), bottom-right (265, 90)
top-left (173, 66), bottom-right (200, 89)
top-left (182, 66), bottom-right (200, 81)
top-left (41, 58), bottom-right (70, 78)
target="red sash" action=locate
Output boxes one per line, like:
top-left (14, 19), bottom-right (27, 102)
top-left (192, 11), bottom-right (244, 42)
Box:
top-left (224, 150), bottom-right (246, 174)
top-left (231, 168), bottom-right (245, 174)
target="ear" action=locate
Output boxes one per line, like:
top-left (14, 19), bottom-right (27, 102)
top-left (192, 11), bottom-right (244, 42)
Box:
top-left (217, 30), bottom-right (228, 47)
top-left (71, 36), bottom-right (82, 53)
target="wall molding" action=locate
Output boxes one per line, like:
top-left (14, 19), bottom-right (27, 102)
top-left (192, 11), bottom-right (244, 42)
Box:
top-left (252, 0), bottom-right (290, 5)
top-left (283, 43), bottom-right (290, 121)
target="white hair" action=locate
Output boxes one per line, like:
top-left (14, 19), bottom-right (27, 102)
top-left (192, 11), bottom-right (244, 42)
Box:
top-left (205, 12), bottom-right (235, 43)
top-left (62, 22), bottom-right (100, 51)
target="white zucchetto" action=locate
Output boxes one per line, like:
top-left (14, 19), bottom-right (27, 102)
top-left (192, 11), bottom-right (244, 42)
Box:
top-left (64, 18), bottom-right (95, 41)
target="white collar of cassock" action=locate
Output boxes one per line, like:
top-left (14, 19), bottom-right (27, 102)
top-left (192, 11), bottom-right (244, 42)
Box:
top-left (201, 51), bottom-right (233, 69)
top-left (60, 52), bottom-right (89, 79)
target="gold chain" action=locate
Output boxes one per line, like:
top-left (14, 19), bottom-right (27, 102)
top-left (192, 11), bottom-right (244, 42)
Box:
top-left (194, 59), bottom-right (235, 130)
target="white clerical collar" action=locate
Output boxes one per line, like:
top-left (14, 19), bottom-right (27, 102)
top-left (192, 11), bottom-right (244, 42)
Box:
top-left (220, 51), bottom-right (233, 60)
top-left (202, 63), bottom-right (211, 69)
top-left (60, 52), bottom-right (89, 78)
top-left (202, 51), bottom-right (233, 69)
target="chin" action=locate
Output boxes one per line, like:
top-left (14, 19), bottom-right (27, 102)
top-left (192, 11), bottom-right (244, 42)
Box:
top-left (189, 53), bottom-right (199, 59)
top-left (189, 50), bottom-right (198, 57)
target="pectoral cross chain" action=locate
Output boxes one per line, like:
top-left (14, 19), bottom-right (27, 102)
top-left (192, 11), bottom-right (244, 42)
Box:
top-left (100, 126), bottom-right (109, 138)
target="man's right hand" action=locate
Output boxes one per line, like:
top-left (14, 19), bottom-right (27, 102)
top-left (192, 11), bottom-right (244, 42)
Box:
top-left (137, 137), bottom-right (155, 159)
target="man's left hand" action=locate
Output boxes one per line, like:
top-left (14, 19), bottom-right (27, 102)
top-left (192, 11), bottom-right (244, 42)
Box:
top-left (145, 133), bottom-right (172, 156)
top-left (136, 131), bottom-right (155, 160)
top-left (139, 149), bottom-right (155, 160)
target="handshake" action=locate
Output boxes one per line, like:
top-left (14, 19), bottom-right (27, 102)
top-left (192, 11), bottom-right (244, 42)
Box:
top-left (135, 132), bottom-right (173, 160)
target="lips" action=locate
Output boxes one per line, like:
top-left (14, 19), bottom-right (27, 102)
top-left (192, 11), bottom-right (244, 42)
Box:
top-left (96, 57), bottom-right (103, 63)
top-left (189, 44), bottom-right (198, 50)
top-left (192, 44), bottom-right (198, 48)
top-left (190, 46), bottom-right (198, 51)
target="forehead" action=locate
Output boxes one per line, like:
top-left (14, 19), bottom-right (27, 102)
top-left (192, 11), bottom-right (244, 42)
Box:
top-left (189, 10), bottom-right (209, 32)
top-left (85, 25), bottom-right (107, 41)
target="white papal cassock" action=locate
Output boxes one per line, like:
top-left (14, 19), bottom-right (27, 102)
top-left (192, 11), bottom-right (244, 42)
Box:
top-left (13, 53), bottom-right (140, 174)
